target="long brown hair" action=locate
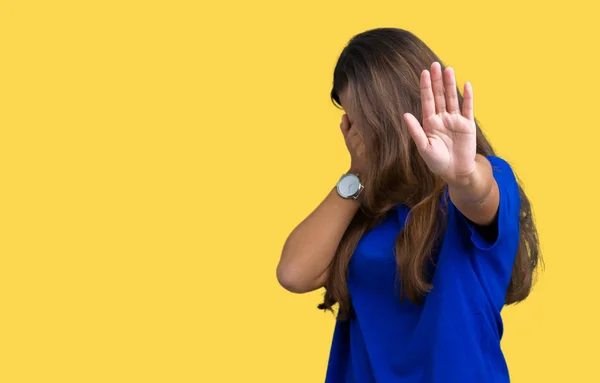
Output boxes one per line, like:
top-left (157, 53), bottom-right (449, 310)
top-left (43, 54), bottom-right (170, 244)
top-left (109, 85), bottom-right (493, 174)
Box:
top-left (319, 28), bottom-right (541, 319)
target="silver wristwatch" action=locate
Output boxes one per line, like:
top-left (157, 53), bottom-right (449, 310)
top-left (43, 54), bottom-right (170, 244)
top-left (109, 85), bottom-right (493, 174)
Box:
top-left (336, 173), bottom-right (363, 200)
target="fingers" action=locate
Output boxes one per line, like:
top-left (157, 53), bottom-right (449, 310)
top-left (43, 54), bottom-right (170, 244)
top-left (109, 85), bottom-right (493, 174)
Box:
top-left (341, 113), bottom-right (361, 147)
top-left (403, 113), bottom-right (429, 153)
top-left (430, 62), bottom-right (446, 114)
top-left (342, 114), bottom-right (362, 148)
top-left (341, 114), bottom-right (365, 168)
top-left (420, 69), bottom-right (436, 120)
top-left (443, 67), bottom-right (460, 113)
top-left (340, 114), bottom-right (350, 136)
top-left (461, 82), bottom-right (474, 121)
top-left (423, 62), bottom-right (472, 119)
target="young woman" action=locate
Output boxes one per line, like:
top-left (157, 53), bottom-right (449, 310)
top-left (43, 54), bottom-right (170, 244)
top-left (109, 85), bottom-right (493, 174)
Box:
top-left (276, 28), bottom-right (541, 382)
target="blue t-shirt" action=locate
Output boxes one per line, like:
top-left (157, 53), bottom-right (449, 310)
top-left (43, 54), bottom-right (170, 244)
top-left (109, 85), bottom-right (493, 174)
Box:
top-left (325, 156), bottom-right (521, 383)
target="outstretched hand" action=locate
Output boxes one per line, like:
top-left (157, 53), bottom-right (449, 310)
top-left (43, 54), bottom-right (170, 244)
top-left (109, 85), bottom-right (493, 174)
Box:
top-left (403, 62), bottom-right (477, 186)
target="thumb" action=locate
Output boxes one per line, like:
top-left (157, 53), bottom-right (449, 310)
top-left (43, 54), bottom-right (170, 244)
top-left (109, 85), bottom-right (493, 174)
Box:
top-left (403, 113), bottom-right (429, 153)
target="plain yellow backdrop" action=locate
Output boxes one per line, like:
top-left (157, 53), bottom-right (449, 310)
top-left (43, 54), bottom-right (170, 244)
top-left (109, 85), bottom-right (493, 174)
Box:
top-left (1, 0), bottom-right (599, 382)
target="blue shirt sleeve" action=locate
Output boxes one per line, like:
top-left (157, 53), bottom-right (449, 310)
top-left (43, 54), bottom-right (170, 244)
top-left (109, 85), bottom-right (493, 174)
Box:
top-left (455, 155), bottom-right (521, 251)
top-left (448, 155), bottom-right (522, 311)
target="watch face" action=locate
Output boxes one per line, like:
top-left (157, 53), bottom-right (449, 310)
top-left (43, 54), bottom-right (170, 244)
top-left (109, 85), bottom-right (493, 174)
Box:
top-left (338, 174), bottom-right (360, 197)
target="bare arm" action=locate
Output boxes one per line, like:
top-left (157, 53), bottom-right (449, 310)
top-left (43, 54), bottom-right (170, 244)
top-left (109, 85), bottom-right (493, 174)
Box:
top-left (278, 111), bottom-right (365, 294)
top-left (404, 63), bottom-right (500, 228)
top-left (276, 187), bottom-right (360, 294)
top-left (448, 154), bottom-right (500, 226)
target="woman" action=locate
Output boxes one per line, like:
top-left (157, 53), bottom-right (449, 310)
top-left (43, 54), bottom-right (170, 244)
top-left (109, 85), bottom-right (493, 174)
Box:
top-left (276, 28), bottom-right (541, 382)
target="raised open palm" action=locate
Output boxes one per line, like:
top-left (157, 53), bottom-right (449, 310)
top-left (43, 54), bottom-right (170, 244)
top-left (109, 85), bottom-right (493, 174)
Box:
top-left (403, 62), bottom-right (477, 185)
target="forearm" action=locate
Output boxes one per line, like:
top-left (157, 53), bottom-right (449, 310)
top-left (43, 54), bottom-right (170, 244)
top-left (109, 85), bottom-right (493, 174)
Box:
top-left (277, 187), bottom-right (360, 293)
top-left (448, 154), bottom-right (500, 226)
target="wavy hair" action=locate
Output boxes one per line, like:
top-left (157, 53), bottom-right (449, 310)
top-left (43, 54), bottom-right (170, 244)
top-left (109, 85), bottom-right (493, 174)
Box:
top-left (319, 28), bottom-right (541, 319)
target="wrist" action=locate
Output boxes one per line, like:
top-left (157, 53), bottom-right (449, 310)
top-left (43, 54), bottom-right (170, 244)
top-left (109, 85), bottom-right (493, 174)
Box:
top-left (447, 156), bottom-right (492, 204)
top-left (336, 172), bottom-right (364, 201)
top-left (446, 155), bottom-right (483, 188)
top-left (348, 164), bottom-right (363, 178)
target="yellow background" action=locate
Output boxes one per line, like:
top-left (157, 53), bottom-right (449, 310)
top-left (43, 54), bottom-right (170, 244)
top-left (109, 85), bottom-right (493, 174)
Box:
top-left (1, 0), bottom-right (598, 382)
